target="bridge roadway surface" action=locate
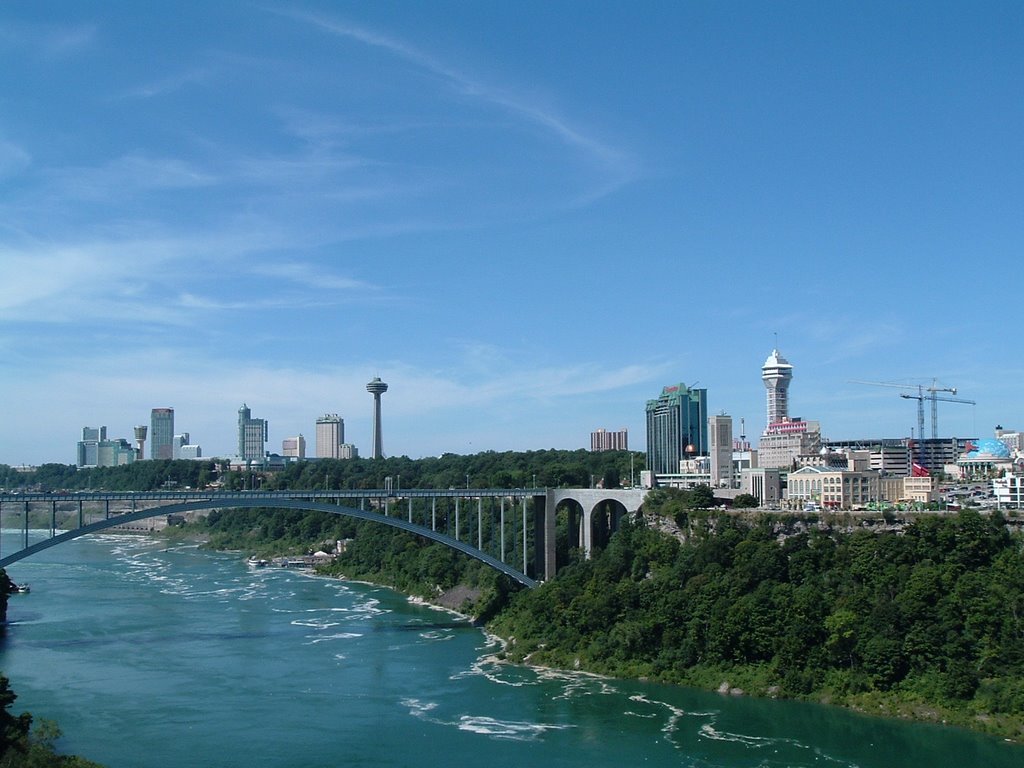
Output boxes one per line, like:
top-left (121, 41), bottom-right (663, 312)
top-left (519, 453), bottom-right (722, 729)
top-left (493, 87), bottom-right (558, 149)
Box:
top-left (0, 488), bottom-right (647, 587)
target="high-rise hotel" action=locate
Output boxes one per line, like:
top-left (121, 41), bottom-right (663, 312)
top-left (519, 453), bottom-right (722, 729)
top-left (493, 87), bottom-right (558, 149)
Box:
top-left (237, 404), bottom-right (268, 463)
top-left (645, 383), bottom-right (708, 475)
top-left (150, 407), bottom-right (174, 460)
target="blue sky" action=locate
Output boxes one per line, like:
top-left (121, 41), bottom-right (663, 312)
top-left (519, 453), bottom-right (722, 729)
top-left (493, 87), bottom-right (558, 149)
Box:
top-left (1, 1), bottom-right (1021, 465)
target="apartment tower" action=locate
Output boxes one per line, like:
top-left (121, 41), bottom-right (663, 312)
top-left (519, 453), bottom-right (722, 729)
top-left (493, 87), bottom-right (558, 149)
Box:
top-left (316, 414), bottom-right (345, 459)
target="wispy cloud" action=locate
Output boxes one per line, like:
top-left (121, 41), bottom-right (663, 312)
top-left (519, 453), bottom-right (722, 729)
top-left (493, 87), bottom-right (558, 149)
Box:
top-left (0, 21), bottom-right (97, 58)
top-left (276, 9), bottom-right (640, 202)
top-left (39, 153), bottom-right (219, 201)
top-left (119, 67), bottom-right (212, 99)
top-left (251, 262), bottom-right (370, 292)
top-left (0, 229), bottom-right (263, 318)
top-left (0, 139), bottom-right (31, 178)
top-left (43, 23), bottom-right (97, 57)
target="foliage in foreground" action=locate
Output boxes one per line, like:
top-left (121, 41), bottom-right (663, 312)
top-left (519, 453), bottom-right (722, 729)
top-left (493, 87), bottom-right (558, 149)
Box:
top-left (0, 674), bottom-right (102, 768)
top-left (1, 574), bottom-right (103, 767)
top-left (490, 499), bottom-right (1024, 740)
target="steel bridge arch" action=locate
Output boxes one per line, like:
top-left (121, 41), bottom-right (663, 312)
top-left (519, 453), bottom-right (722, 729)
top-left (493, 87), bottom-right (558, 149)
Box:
top-left (0, 497), bottom-right (538, 588)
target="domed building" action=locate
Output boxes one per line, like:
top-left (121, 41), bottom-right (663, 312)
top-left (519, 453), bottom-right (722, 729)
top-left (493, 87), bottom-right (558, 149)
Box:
top-left (957, 436), bottom-right (1014, 479)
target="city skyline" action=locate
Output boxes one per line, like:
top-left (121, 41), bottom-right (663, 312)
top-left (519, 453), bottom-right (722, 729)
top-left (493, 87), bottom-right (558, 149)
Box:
top-left (1, 3), bottom-right (1021, 465)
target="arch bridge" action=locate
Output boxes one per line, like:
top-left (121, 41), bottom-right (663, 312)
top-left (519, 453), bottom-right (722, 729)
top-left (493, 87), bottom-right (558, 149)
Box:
top-left (0, 488), bottom-right (646, 587)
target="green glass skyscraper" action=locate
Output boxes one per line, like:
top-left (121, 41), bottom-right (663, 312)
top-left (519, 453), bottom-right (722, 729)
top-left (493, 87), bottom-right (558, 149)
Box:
top-left (645, 383), bottom-right (708, 475)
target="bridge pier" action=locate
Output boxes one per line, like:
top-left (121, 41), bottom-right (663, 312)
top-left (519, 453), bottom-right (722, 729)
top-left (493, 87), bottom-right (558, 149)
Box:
top-left (539, 489), bottom-right (646, 580)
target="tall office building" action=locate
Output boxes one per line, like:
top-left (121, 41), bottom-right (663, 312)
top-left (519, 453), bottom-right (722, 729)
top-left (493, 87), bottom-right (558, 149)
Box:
top-left (237, 404), bottom-right (268, 463)
top-left (762, 349), bottom-right (793, 428)
top-left (366, 378), bottom-right (388, 459)
top-left (77, 426), bottom-right (107, 467)
top-left (708, 413), bottom-right (734, 487)
top-left (77, 426), bottom-right (135, 467)
top-left (282, 435), bottom-right (306, 458)
top-left (179, 444), bottom-right (202, 459)
top-left (97, 439), bottom-right (136, 467)
top-left (151, 408), bottom-right (175, 460)
top-left (591, 428), bottom-right (628, 452)
top-left (645, 383), bottom-right (708, 475)
top-left (172, 433), bottom-right (190, 460)
top-left (315, 414), bottom-right (345, 458)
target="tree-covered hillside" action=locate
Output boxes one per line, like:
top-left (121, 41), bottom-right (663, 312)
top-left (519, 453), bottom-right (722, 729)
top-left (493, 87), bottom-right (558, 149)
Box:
top-left (490, 493), bottom-right (1024, 740)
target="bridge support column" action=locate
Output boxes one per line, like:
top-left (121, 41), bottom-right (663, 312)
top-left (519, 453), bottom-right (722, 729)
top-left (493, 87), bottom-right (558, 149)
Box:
top-left (581, 506), bottom-right (594, 559)
top-left (477, 498), bottom-right (483, 550)
top-left (521, 497), bottom-right (527, 574)
top-left (567, 507), bottom-right (578, 551)
top-left (499, 498), bottom-right (505, 562)
top-left (536, 492), bottom-right (556, 581)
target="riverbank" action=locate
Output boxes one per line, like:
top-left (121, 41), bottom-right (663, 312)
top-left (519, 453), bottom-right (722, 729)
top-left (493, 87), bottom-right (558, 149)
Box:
top-left (485, 508), bottom-right (1024, 745)
top-left (308, 555), bottom-right (1024, 744)
top-left (160, 510), bottom-right (1024, 745)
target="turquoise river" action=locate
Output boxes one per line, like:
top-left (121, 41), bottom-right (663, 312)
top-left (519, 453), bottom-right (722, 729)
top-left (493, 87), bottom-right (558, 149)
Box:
top-left (0, 531), bottom-right (1021, 768)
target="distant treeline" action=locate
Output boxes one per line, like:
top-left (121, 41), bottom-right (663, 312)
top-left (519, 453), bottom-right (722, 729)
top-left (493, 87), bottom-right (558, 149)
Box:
top-left (0, 449), bottom-right (641, 493)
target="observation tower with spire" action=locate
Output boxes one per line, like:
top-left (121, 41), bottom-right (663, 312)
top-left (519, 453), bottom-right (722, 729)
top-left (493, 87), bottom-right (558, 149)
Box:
top-left (762, 348), bottom-right (793, 427)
